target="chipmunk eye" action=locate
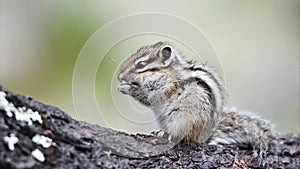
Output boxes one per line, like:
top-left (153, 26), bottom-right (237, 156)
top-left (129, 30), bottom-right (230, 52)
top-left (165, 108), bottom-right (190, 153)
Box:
top-left (135, 61), bottom-right (148, 69)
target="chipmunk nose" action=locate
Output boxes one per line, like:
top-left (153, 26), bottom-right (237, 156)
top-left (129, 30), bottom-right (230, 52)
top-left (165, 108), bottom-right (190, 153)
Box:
top-left (118, 73), bottom-right (130, 82)
top-left (117, 74), bottom-right (124, 81)
top-left (118, 72), bottom-right (139, 86)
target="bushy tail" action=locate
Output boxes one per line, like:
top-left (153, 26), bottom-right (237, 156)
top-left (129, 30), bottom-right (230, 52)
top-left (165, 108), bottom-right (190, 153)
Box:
top-left (208, 108), bottom-right (274, 167)
top-left (208, 108), bottom-right (274, 151)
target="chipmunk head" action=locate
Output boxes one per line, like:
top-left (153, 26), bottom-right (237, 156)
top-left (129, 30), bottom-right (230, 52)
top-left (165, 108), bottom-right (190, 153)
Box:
top-left (117, 41), bottom-right (183, 106)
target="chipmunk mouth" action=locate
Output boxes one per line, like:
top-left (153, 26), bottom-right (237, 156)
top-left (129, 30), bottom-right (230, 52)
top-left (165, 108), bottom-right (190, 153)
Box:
top-left (130, 82), bottom-right (140, 89)
top-left (117, 81), bottom-right (140, 95)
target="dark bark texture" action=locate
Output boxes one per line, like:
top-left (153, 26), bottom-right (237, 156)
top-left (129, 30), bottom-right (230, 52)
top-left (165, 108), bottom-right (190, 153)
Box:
top-left (0, 85), bottom-right (299, 169)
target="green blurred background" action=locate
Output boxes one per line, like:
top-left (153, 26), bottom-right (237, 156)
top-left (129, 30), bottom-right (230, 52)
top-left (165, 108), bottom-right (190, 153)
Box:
top-left (1, 1), bottom-right (299, 134)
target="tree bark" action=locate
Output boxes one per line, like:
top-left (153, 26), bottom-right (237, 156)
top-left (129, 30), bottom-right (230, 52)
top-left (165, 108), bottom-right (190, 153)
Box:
top-left (0, 85), bottom-right (299, 169)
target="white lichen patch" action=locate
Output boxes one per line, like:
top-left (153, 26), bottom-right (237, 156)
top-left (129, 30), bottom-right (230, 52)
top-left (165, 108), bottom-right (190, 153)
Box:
top-left (0, 91), bottom-right (42, 125)
top-left (0, 91), bottom-right (13, 117)
top-left (4, 133), bottom-right (19, 151)
top-left (32, 134), bottom-right (53, 148)
top-left (14, 107), bottom-right (43, 125)
top-left (31, 149), bottom-right (45, 162)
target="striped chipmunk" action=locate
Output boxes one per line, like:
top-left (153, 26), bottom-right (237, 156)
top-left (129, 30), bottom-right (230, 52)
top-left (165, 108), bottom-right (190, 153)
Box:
top-left (117, 41), bottom-right (273, 161)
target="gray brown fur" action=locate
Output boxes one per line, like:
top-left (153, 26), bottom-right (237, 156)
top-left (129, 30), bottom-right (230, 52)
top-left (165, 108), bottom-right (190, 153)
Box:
top-left (117, 42), bottom-right (273, 153)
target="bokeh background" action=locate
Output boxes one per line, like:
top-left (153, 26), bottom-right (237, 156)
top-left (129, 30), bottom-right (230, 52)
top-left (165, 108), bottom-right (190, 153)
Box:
top-left (1, 1), bottom-right (299, 134)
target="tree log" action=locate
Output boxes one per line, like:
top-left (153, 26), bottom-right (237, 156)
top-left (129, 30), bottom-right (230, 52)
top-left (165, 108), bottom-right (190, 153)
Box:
top-left (0, 85), bottom-right (299, 169)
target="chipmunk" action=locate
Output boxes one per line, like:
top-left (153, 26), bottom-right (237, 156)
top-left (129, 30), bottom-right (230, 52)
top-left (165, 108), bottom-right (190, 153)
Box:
top-left (117, 41), bottom-right (273, 155)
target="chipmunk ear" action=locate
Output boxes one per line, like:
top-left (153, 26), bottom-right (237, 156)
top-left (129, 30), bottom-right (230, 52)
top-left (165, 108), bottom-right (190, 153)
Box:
top-left (160, 46), bottom-right (172, 64)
